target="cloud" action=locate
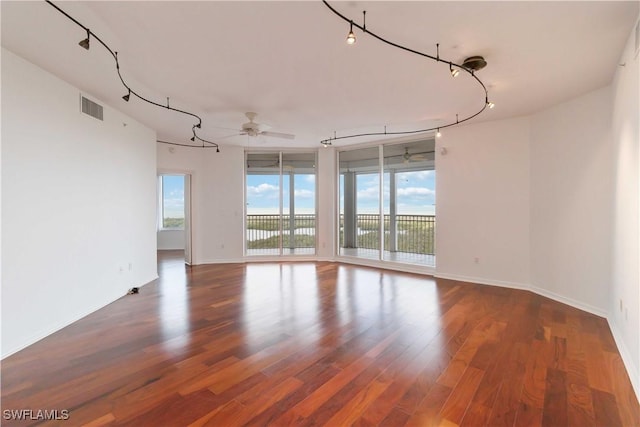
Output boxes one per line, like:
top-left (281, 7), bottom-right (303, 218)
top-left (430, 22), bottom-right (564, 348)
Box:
top-left (247, 183), bottom-right (279, 198)
top-left (357, 185), bottom-right (380, 200)
top-left (398, 171), bottom-right (436, 181)
top-left (305, 175), bottom-right (316, 183)
top-left (294, 189), bottom-right (314, 198)
top-left (397, 187), bottom-right (435, 197)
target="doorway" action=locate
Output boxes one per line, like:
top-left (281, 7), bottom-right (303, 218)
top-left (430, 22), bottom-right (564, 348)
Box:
top-left (157, 172), bottom-right (193, 265)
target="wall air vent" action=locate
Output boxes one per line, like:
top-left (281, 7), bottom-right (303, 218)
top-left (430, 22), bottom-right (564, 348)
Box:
top-left (80, 95), bottom-right (103, 121)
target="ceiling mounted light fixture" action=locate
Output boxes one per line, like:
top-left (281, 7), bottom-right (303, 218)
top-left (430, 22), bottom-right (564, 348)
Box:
top-left (78, 29), bottom-right (90, 50)
top-left (450, 63), bottom-right (460, 77)
top-left (462, 55), bottom-right (487, 72)
top-left (45, 0), bottom-right (217, 151)
top-left (346, 21), bottom-right (356, 44)
top-left (320, 1), bottom-right (491, 146)
top-left (436, 129), bottom-right (442, 138)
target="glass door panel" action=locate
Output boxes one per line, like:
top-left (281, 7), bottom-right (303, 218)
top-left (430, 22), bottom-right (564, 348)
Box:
top-left (338, 146), bottom-right (380, 259)
top-left (382, 140), bottom-right (436, 265)
top-left (282, 152), bottom-right (316, 255)
top-left (246, 152), bottom-right (281, 256)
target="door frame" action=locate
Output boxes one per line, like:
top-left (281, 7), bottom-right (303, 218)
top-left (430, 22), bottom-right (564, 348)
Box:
top-left (157, 168), bottom-right (194, 265)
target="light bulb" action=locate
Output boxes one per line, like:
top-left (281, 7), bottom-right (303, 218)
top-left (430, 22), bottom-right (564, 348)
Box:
top-left (346, 21), bottom-right (356, 45)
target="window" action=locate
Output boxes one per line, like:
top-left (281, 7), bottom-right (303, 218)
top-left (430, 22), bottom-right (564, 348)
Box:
top-left (245, 152), bottom-right (316, 256)
top-left (159, 174), bottom-right (185, 230)
top-left (339, 140), bottom-right (436, 267)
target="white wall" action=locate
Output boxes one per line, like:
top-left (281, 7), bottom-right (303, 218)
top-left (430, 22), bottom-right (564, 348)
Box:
top-left (530, 86), bottom-right (613, 315)
top-left (157, 230), bottom-right (185, 250)
top-left (1, 48), bottom-right (158, 358)
top-left (156, 143), bottom-right (245, 264)
top-left (609, 18), bottom-right (639, 392)
top-left (435, 117), bottom-right (531, 288)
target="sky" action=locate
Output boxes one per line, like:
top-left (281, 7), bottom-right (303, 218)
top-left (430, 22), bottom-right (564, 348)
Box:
top-left (162, 175), bottom-right (185, 218)
top-left (246, 174), bottom-right (316, 214)
top-left (247, 170), bottom-right (435, 215)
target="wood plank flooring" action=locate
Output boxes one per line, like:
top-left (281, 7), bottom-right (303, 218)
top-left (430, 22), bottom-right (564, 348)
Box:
top-left (2, 251), bottom-right (638, 426)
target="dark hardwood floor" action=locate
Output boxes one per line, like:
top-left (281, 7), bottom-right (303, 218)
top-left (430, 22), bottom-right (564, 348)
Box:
top-left (2, 250), bottom-right (638, 426)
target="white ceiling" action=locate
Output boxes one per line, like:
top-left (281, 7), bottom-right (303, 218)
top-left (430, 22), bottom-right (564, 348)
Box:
top-left (2, 1), bottom-right (637, 148)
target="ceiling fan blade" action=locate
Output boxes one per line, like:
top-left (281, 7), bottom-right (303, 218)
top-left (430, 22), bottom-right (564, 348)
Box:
top-left (215, 133), bottom-right (244, 140)
top-left (261, 131), bottom-right (295, 140)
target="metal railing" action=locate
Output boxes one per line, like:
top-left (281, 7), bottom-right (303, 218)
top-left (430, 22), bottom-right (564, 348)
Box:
top-left (340, 214), bottom-right (436, 255)
top-left (246, 214), bottom-right (316, 249)
top-left (246, 213), bottom-right (435, 255)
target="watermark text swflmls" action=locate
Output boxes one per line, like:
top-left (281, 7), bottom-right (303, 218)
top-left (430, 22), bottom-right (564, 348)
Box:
top-left (3, 409), bottom-right (70, 421)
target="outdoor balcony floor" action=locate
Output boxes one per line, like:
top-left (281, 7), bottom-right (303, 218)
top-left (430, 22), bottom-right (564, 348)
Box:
top-left (246, 247), bottom-right (435, 268)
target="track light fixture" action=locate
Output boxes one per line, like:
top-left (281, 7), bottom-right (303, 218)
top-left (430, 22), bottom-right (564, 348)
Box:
top-left (46, 1), bottom-right (217, 151)
top-left (78, 29), bottom-right (90, 50)
top-left (346, 21), bottom-right (356, 45)
top-left (320, 1), bottom-right (491, 146)
top-left (450, 63), bottom-right (460, 78)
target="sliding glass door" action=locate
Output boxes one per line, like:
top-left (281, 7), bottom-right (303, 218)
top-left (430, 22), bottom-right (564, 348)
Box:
top-left (246, 151), bottom-right (316, 256)
top-left (339, 140), bottom-right (436, 267)
top-left (339, 147), bottom-right (380, 259)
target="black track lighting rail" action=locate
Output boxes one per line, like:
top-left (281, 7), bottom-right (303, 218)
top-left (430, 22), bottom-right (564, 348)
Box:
top-left (157, 138), bottom-right (220, 152)
top-left (45, 1), bottom-right (218, 150)
top-left (320, 1), bottom-right (492, 146)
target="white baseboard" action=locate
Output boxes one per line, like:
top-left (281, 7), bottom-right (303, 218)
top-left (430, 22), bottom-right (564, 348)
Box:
top-left (607, 316), bottom-right (640, 401)
top-left (529, 284), bottom-right (607, 318)
top-left (433, 272), bottom-right (529, 291)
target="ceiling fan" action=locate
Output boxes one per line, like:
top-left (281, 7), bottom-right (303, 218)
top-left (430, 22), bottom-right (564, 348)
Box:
top-left (240, 112), bottom-right (295, 140)
top-left (403, 147), bottom-right (428, 164)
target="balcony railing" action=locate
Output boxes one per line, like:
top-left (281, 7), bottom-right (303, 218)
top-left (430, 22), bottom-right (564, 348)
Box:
top-left (246, 214), bottom-right (316, 249)
top-left (341, 214), bottom-right (435, 255)
top-left (246, 214), bottom-right (435, 255)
